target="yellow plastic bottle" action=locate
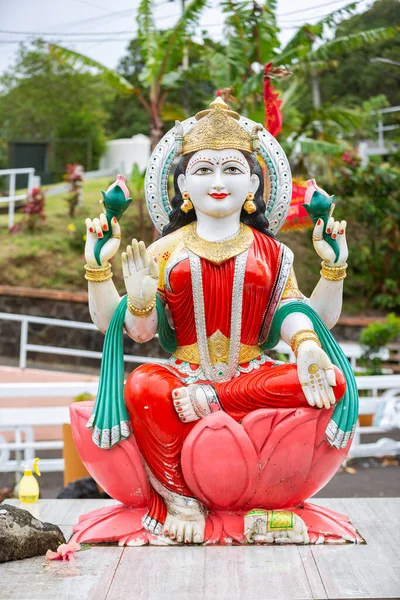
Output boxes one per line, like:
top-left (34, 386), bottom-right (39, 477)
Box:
top-left (18, 458), bottom-right (41, 503)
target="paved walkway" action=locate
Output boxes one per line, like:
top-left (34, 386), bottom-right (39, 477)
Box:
top-left (1, 498), bottom-right (400, 600)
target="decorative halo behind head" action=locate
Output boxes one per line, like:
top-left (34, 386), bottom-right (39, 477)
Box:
top-left (145, 97), bottom-right (292, 235)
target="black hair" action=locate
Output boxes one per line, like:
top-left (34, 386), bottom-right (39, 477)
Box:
top-left (161, 150), bottom-right (275, 238)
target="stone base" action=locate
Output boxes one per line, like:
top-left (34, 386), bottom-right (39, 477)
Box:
top-left (71, 502), bottom-right (364, 546)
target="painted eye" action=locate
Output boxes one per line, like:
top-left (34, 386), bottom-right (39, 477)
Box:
top-left (225, 166), bottom-right (242, 174)
top-left (195, 167), bottom-right (212, 175)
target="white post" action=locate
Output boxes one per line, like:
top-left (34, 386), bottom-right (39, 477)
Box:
top-left (8, 172), bottom-right (16, 230)
top-left (15, 428), bottom-right (22, 484)
top-left (378, 118), bottom-right (384, 150)
top-left (19, 319), bottom-right (28, 369)
top-left (23, 427), bottom-right (35, 463)
top-left (31, 174), bottom-right (40, 190)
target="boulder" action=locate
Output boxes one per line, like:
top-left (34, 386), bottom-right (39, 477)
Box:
top-left (57, 477), bottom-right (109, 499)
top-left (0, 503), bottom-right (65, 563)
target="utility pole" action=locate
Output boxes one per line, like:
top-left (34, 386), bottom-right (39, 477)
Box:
top-left (181, 0), bottom-right (190, 115)
top-left (311, 71), bottom-right (321, 110)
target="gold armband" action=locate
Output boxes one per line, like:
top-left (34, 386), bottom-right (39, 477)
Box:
top-left (84, 263), bottom-right (113, 283)
top-left (127, 296), bottom-right (156, 318)
top-left (290, 329), bottom-right (321, 357)
top-left (320, 261), bottom-right (347, 282)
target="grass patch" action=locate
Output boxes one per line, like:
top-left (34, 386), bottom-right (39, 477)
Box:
top-left (0, 178), bottom-right (154, 292)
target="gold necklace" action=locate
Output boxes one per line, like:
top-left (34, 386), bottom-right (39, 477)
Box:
top-left (182, 222), bottom-right (253, 264)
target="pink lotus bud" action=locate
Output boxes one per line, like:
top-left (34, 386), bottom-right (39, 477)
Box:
top-left (304, 178), bottom-right (329, 205)
top-left (106, 174), bottom-right (130, 199)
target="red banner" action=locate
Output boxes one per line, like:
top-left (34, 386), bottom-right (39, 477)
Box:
top-left (281, 180), bottom-right (312, 231)
top-left (263, 64), bottom-right (311, 230)
top-left (264, 63), bottom-right (283, 138)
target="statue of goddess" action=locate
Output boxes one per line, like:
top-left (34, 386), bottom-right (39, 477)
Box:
top-left (72, 97), bottom-right (360, 546)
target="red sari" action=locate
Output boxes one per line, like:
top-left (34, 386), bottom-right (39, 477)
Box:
top-left (124, 228), bottom-right (345, 516)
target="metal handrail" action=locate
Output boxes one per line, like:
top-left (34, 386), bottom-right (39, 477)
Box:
top-left (0, 311), bottom-right (167, 369)
top-left (0, 311), bottom-right (391, 371)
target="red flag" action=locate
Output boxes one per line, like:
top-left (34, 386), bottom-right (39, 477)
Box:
top-left (281, 179), bottom-right (312, 231)
top-left (264, 63), bottom-right (283, 138)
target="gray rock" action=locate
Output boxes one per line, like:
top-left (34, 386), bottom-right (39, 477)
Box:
top-left (0, 503), bottom-right (66, 563)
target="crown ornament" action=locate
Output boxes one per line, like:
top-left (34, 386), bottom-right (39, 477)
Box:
top-left (181, 97), bottom-right (253, 155)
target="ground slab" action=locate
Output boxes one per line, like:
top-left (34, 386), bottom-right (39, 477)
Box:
top-left (0, 498), bottom-right (399, 600)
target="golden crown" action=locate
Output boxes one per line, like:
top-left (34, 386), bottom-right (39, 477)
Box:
top-left (181, 97), bottom-right (253, 155)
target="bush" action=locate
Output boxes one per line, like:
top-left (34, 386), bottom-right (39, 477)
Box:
top-left (330, 157), bottom-right (400, 310)
top-left (360, 313), bottom-right (400, 374)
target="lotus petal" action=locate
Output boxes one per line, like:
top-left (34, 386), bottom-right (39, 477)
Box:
top-left (70, 402), bottom-right (149, 507)
top-left (182, 413), bottom-right (258, 510)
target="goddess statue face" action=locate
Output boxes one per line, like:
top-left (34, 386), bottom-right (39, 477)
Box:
top-left (177, 149), bottom-right (260, 218)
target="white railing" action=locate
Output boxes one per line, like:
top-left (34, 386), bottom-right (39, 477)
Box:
top-left (1, 311), bottom-right (399, 478)
top-left (1, 376), bottom-right (399, 479)
top-left (0, 168), bottom-right (35, 229)
top-left (0, 312), bottom-right (389, 372)
top-left (376, 105), bottom-right (400, 152)
top-left (0, 312), bottom-right (167, 370)
top-left (0, 407), bottom-right (69, 480)
top-left (359, 105), bottom-right (400, 165)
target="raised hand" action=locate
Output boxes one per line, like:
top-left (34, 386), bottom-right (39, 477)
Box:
top-left (297, 340), bottom-right (337, 409)
top-left (121, 239), bottom-right (159, 310)
top-left (85, 214), bottom-right (121, 268)
top-left (312, 216), bottom-right (348, 267)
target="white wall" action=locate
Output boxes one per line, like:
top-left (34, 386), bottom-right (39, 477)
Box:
top-left (99, 134), bottom-right (151, 176)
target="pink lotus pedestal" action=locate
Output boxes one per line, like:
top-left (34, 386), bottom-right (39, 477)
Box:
top-left (70, 401), bottom-right (363, 545)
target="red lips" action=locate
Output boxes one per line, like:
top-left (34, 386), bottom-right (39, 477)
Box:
top-left (209, 193), bottom-right (230, 200)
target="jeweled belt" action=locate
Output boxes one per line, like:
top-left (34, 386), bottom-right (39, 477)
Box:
top-left (173, 340), bottom-right (262, 366)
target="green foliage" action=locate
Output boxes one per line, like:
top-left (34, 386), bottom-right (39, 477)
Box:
top-left (360, 313), bottom-right (400, 374)
top-left (66, 221), bottom-right (87, 252)
top-left (319, 0), bottom-right (400, 107)
top-left (109, 34), bottom-right (215, 139)
top-left (0, 40), bottom-right (114, 174)
top-left (326, 158), bottom-right (400, 310)
top-left (49, 44), bottom-right (136, 95)
top-left (0, 177), bottom-right (154, 292)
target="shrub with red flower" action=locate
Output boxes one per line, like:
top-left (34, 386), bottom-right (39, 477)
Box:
top-left (341, 150), bottom-right (361, 168)
top-left (64, 163), bottom-right (84, 218)
top-left (10, 187), bottom-right (46, 233)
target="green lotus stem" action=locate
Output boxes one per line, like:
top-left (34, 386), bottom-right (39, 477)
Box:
top-left (303, 179), bottom-right (340, 264)
top-left (94, 175), bottom-right (132, 266)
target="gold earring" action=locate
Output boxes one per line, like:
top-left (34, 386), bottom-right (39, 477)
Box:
top-left (243, 192), bottom-right (256, 214)
top-left (181, 191), bottom-right (193, 213)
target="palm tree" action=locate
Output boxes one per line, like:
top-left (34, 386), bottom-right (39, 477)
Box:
top-left (204, 0), bottom-right (399, 146)
top-left (50, 0), bottom-right (208, 150)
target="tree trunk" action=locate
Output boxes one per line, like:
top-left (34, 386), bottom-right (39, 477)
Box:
top-left (149, 106), bottom-right (164, 152)
top-left (311, 71), bottom-right (321, 111)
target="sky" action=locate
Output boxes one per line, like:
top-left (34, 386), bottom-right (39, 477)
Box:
top-left (0, 0), bottom-right (372, 75)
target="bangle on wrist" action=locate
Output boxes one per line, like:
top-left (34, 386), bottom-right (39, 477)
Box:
top-left (84, 263), bottom-right (113, 282)
top-left (127, 295), bottom-right (156, 318)
top-left (320, 261), bottom-right (347, 281)
top-left (290, 329), bottom-right (321, 357)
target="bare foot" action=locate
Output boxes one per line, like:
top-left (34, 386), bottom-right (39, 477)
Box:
top-left (162, 502), bottom-right (206, 544)
top-left (172, 385), bottom-right (210, 423)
